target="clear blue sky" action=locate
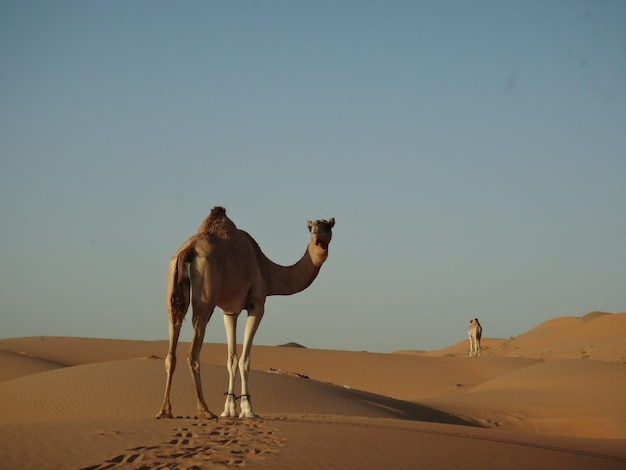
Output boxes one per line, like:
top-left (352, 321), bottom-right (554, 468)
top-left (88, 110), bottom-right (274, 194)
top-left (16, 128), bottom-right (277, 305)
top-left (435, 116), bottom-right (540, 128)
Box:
top-left (1, 1), bottom-right (625, 353)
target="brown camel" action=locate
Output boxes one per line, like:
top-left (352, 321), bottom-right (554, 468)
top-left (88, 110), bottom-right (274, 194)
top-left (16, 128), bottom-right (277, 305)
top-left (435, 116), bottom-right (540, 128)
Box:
top-left (156, 207), bottom-right (335, 419)
top-left (468, 318), bottom-right (482, 357)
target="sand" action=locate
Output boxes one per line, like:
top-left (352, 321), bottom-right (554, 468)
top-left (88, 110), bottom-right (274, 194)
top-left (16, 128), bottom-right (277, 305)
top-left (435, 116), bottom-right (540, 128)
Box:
top-left (1, 312), bottom-right (625, 469)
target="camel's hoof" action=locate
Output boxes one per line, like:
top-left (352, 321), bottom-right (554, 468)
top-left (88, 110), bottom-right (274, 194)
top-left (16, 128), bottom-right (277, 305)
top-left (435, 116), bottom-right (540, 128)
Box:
top-left (198, 410), bottom-right (218, 420)
top-left (156, 411), bottom-right (173, 419)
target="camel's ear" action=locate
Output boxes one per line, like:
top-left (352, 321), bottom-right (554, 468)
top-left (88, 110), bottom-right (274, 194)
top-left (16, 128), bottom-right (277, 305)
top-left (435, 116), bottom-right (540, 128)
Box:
top-left (307, 220), bottom-right (313, 232)
top-left (328, 217), bottom-right (335, 228)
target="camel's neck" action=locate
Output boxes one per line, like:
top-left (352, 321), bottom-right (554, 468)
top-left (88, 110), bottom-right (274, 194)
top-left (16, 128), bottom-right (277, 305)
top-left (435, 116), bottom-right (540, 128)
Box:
top-left (265, 242), bottom-right (328, 296)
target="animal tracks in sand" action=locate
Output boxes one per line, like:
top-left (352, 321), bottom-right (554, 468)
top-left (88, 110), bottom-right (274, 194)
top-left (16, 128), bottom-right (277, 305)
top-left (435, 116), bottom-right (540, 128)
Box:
top-left (80, 419), bottom-right (284, 470)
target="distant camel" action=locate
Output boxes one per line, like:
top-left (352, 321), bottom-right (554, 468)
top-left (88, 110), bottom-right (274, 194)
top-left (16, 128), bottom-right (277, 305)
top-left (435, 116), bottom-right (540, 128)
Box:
top-left (156, 207), bottom-right (335, 419)
top-left (468, 318), bottom-right (482, 357)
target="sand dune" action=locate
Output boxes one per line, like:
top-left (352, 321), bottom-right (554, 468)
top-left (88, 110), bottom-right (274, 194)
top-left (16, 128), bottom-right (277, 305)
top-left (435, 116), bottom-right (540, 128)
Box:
top-left (0, 349), bottom-right (64, 381)
top-left (1, 312), bottom-right (625, 469)
top-left (420, 311), bottom-right (626, 362)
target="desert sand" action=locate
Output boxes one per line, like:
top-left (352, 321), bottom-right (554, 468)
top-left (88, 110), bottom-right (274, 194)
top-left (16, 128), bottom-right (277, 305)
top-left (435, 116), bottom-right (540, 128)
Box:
top-left (1, 311), bottom-right (625, 469)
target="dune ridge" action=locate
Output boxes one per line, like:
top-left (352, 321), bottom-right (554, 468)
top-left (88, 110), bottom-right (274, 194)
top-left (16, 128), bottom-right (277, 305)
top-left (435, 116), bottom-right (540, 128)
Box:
top-left (420, 311), bottom-right (626, 362)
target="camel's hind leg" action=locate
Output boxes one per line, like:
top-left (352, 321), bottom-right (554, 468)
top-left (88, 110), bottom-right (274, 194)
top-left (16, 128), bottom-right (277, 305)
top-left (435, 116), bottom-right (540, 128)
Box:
top-left (188, 306), bottom-right (216, 419)
top-left (157, 259), bottom-right (189, 419)
top-left (184, 257), bottom-right (218, 419)
top-left (468, 335), bottom-right (475, 357)
top-left (156, 315), bottom-right (182, 418)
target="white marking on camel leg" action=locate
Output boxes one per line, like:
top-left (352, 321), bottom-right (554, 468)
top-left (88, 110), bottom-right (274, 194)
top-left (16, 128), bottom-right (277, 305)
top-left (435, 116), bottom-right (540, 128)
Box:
top-left (221, 313), bottom-right (239, 418)
top-left (238, 306), bottom-right (264, 418)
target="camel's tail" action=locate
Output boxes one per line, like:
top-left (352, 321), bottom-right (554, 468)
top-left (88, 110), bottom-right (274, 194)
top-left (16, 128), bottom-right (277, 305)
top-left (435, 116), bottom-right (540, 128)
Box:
top-left (166, 246), bottom-right (192, 325)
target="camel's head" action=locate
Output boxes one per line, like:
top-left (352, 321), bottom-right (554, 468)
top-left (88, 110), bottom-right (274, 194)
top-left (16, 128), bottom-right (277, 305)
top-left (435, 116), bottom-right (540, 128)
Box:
top-left (307, 217), bottom-right (335, 251)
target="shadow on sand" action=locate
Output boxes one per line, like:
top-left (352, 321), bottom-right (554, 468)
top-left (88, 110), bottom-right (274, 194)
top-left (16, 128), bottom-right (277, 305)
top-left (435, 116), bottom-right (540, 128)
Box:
top-left (333, 385), bottom-right (478, 427)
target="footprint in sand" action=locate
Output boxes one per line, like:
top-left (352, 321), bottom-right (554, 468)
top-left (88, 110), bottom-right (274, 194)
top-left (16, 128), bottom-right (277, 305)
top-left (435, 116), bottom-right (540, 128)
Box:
top-left (80, 419), bottom-right (284, 470)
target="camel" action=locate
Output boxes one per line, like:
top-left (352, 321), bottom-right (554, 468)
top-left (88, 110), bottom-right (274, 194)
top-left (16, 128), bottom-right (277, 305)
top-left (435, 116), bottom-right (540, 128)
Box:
top-left (156, 207), bottom-right (335, 419)
top-left (468, 318), bottom-right (482, 357)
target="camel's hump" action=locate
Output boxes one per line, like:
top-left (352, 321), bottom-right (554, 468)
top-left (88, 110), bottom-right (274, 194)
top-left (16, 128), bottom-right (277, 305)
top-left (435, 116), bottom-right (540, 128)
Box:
top-left (197, 206), bottom-right (238, 236)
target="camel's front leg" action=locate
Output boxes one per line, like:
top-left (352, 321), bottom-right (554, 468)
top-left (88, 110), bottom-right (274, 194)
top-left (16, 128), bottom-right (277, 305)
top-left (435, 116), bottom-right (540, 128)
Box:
top-left (468, 336), bottom-right (474, 357)
top-left (238, 306), bottom-right (264, 418)
top-left (221, 313), bottom-right (239, 418)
